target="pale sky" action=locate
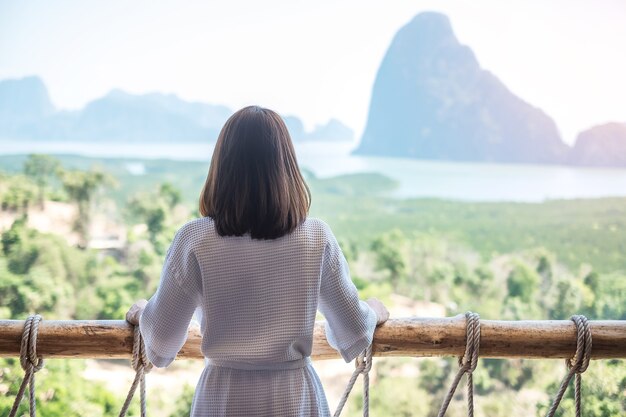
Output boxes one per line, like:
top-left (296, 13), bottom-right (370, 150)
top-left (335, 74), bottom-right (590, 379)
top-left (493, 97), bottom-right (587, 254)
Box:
top-left (1, 0), bottom-right (625, 144)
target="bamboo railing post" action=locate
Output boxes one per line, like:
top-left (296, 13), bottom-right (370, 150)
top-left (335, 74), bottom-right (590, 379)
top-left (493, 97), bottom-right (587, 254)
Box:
top-left (0, 317), bottom-right (625, 360)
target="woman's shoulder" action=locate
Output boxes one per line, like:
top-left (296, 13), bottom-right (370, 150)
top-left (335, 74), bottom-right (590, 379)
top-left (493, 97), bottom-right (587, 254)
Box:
top-left (299, 217), bottom-right (337, 243)
top-left (172, 217), bottom-right (216, 246)
top-left (179, 216), bottom-right (215, 232)
top-left (300, 218), bottom-right (344, 266)
top-left (300, 216), bottom-right (328, 231)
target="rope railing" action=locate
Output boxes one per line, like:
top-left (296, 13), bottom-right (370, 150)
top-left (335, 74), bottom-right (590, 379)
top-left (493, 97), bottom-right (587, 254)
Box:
top-left (8, 315), bottom-right (44, 417)
top-left (118, 325), bottom-right (152, 417)
top-left (1, 316), bottom-right (625, 360)
top-left (437, 312), bottom-right (481, 417)
top-left (3, 314), bottom-right (625, 417)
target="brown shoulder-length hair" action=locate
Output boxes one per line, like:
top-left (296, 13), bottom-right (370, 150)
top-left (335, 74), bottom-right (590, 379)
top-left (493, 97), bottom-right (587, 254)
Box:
top-left (199, 106), bottom-right (311, 239)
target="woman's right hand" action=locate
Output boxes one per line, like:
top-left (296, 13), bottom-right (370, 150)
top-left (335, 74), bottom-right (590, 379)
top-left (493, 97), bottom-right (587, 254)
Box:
top-left (365, 298), bottom-right (389, 326)
top-left (126, 299), bottom-right (148, 325)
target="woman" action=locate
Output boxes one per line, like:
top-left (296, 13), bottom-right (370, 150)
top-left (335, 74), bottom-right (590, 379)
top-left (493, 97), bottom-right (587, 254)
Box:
top-left (126, 105), bottom-right (389, 416)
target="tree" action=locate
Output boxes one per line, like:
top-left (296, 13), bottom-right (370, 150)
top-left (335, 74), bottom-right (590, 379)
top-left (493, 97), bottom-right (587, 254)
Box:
top-left (127, 182), bottom-right (186, 254)
top-left (506, 261), bottom-right (540, 303)
top-left (159, 182), bottom-right (182, 208)
top-left (23, 154), bottom-right (61, 208)
top-left (0, 174), bottom-right (37, 212)
top-left (370, 230), bottom-right (406, 290)
top-left (59, 169), bottom-right (115, 248)
top-left (0, 358), bottom-right (121, 417)
top-left (169, 384), bottom-right (195, 417)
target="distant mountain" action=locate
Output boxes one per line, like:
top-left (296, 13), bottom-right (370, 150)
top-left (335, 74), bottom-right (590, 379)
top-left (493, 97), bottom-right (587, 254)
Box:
top-left (355, 12), bottom-right (569, 164)
top-left (71, 90), bottom-right (230, 141)
top-left (307, 119), bottom-right (354, 141)
top-left (0, 76), bottom-right (55, 139)
top-left (0, 77), bottom-right (353, 142)
top-left (283, 116), bottom-right (354, 142)
top-left (283, 116), bottom-right (306, 140)
top-left (0, 77), bottom-right (232, 142)
top-left (569, 123), bottom-right (626, 167)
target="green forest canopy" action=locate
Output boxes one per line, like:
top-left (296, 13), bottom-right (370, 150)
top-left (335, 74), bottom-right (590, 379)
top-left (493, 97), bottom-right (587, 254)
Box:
top-left (0, 154), bottom-right (624, 417)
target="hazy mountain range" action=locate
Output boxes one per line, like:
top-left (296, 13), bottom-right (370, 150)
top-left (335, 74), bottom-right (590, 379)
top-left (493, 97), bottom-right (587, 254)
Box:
top-left (0, 76), bottom-right (354, 143)
top-left (1, 11), bottom-right (625, 167)
top-left (355, 12), bottom-right (626, 167)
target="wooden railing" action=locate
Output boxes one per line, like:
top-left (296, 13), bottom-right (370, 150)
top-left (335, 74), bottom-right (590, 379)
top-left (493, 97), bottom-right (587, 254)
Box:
top-left (1, 315), bottom-right (625, 360)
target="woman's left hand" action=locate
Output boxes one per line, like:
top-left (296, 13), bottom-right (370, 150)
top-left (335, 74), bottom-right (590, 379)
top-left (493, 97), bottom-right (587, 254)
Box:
top-left (365, 298), bottom-right (389, 326)
top-left (126, 299), bottom-right (148, 325)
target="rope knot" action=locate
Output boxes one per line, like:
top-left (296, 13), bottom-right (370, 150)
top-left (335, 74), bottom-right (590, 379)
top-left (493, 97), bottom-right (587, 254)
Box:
top-left (19, 314), bottom-right (45, 373)
top-left (9, 314), bottom-right (45, 417)
top-left (437, 311), bottom-right (481, 417)
top-left (546, 314), bottom-right (593, 417)
top-left (566, 315), bottom-right (592, 374)
top-left (131, 325), bottom-right (153, 374)
top-left (118, 324), bottom-right (153, 417)
top-left (457, 312), bottom-right (480, 374)
top-left (355, 345), bottom-right (373, 374)
top-left (333, 344), bottom-right (374, 417)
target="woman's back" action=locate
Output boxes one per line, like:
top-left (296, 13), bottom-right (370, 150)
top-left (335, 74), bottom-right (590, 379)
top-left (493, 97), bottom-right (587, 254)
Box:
top-left (139, 216), bottom-right (377, 416)
top-left (131, 106), bottom-right (383, 416)
top-left (197, 215), bottom-right (332, 363)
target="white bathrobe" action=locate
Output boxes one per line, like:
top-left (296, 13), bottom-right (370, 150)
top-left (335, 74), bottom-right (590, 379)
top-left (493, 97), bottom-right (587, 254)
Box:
top-left (139, 217), bottom-right (377, 416)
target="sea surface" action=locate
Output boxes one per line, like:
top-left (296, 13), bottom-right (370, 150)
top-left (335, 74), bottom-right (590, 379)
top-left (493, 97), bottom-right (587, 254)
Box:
top-left (2, 139), bottom-right (626, 202)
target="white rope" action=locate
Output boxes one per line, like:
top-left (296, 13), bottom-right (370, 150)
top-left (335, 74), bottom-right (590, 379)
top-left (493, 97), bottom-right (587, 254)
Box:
top-left (118, 324), bottom-right (153, 417)
top-left (333, 345), bottom-right (373, 417)
top-left (9, 314), bottom-right (45, 417)
top-left (437, 312), bottom-right (481, 417)
top-left (545, 315), bottom-right (592, 417)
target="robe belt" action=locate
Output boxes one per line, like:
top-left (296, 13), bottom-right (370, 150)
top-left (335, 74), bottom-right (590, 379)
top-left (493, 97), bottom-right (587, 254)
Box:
top-left (205, 357), bottom-right (311, 371)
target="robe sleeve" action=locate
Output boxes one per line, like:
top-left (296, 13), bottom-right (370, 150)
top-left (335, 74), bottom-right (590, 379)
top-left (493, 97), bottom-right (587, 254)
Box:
top-left (139, 225), bottom-right (203, 367)
top-left (318, 228), bottom-right (377, 362)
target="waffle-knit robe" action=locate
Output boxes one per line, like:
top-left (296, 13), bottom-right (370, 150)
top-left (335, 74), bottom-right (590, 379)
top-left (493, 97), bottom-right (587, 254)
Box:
top-left (139, 217), bottom-right (377, 416)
